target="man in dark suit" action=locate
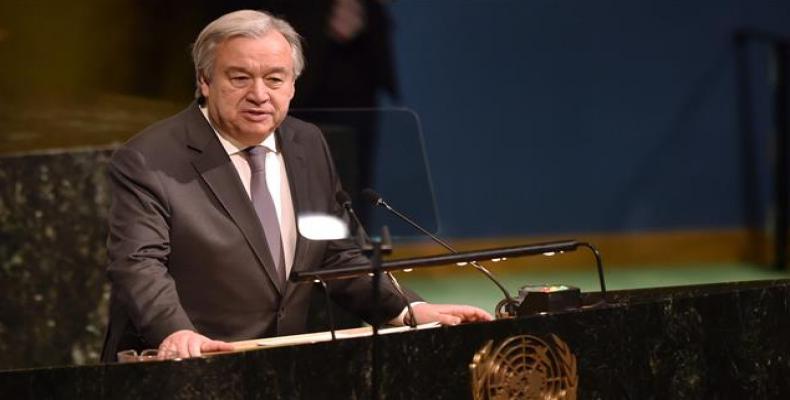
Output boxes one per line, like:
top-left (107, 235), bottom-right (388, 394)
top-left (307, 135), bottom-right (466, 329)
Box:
top-left (101, 10), bottom-right (490, 362)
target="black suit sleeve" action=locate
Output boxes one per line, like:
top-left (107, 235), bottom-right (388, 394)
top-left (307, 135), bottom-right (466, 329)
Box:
top-left (106, 146), bottom-right (195, 346)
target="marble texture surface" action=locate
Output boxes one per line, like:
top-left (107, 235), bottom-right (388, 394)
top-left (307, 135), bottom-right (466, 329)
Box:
top-left (0, 148), bottom-right (114, 369)
top-left (1, 279), bottom-right (789, 399)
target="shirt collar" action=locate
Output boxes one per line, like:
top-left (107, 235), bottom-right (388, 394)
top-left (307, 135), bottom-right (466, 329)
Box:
top-left (199, 105), bottom-right (278, 155)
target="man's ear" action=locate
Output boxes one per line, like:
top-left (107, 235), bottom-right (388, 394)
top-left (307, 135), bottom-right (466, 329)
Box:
top-left (287, 78), bottom-right (296, 101)
top-left (198, 73), bottom-right (211, 98)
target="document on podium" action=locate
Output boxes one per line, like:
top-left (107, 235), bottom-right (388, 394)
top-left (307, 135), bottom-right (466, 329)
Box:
top-left (229, 322), bottom-right (442, 352)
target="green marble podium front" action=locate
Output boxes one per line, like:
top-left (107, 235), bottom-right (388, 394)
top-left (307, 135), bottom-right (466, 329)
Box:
top-left (2, 279), bottom-right (790, 399)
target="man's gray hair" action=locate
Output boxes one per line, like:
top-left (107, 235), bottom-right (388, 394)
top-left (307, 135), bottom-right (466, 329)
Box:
top-left (191, 9), bottom-right (305, 99)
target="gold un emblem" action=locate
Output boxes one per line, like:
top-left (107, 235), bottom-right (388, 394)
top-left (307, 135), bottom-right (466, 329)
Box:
top-left (470, 334), bottom-right (578, 400)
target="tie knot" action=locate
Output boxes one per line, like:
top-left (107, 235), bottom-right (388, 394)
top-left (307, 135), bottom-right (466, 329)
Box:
top-left (246, 146), bottom-right (269, 172)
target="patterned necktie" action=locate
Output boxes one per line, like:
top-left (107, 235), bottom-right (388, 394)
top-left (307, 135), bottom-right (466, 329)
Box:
top-left (245, 146), bottom-right (284, 284)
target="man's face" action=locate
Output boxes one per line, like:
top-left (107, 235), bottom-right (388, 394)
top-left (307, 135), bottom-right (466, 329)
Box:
top-left (200, 31), bottom-right (296, 146)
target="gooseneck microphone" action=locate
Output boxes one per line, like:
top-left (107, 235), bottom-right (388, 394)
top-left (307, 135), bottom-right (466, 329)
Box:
top-left (361, 189), bottom-right (519, 318)
top-left (335, 190), bottom-right (417, 328)
top-left (336, 191), bottom-right (372, 247)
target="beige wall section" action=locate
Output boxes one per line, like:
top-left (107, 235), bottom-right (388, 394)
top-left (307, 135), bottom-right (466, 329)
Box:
top-left (385, 228), bottom-right (777, 277)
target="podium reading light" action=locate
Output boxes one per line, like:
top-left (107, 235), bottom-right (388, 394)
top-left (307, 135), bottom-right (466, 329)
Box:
top-left (292, 240), bottom-right (608, 317)
top-left (359, 189), bottom-right (606, 317)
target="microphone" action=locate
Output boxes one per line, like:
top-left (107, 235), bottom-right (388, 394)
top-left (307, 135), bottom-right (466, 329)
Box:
top-left (361, 189), bottom-right (519, 318)
top-left (335, 190), bottom-right (416, 327)
top-left (336, 191), bottom-right (373, 249)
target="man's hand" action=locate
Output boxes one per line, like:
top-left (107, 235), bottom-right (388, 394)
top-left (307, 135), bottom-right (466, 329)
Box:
top-left (408, 303), bottom-right (493, 326)
top-left (158, 330), bottom-right (235, 358)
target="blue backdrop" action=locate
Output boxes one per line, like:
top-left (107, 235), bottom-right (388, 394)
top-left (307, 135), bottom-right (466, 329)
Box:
top-left (378, 0), bottom-right (790, 238)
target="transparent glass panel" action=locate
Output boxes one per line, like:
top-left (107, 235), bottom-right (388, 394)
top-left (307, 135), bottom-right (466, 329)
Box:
top-left (289, 108), bottom-right (438, 238)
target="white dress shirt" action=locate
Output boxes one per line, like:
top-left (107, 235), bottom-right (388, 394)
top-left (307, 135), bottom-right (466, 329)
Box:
top-left (200, 107), bottom-right (297, 278)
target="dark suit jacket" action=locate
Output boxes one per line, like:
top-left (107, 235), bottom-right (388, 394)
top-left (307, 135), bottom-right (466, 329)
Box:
top-left (101, 102), bottom-right (410, 362)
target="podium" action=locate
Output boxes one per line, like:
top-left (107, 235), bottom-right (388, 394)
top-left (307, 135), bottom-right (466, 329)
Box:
top-left (2, 279), bottom-right (789, 399)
